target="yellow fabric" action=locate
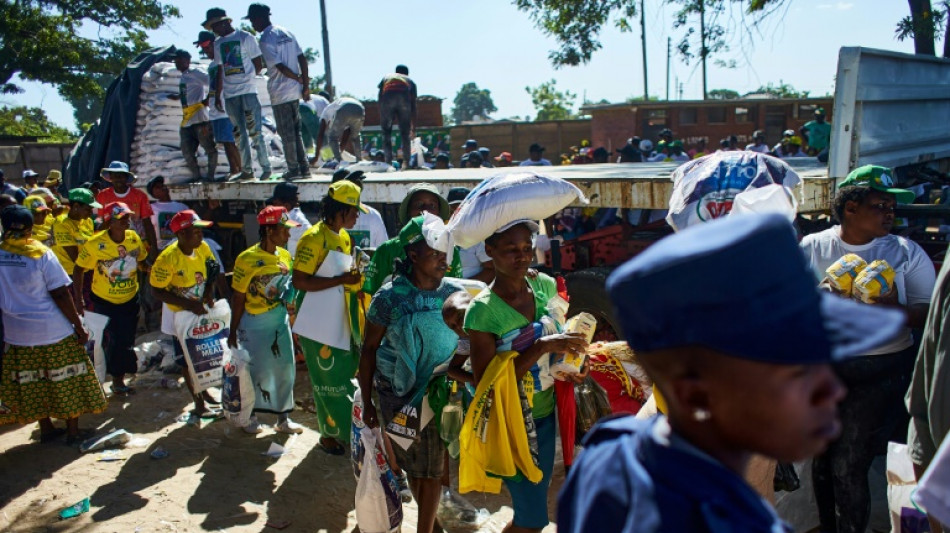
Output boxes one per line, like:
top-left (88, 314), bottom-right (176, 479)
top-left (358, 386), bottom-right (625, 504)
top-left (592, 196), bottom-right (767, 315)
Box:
top-left (51, 216), bottom-right (94, 274)
top-left (149, 240), bottom-right (214, 312)
top-left (0, 238), bottom-right (49, 259)
top-left (32, 216), bottom-right (54, 247)
top-left (76, 230), bottom-right (144, 304)
top-left (294, 222), bottom-right (351, 275)
top-left (654, 386), bottom-right (667, 414)
top-left (231, 243), bottom-right (293, 315)
top-left (459, 350), bottom-right (543, 494)
top-left (181, 102), bottom-right (206, 127)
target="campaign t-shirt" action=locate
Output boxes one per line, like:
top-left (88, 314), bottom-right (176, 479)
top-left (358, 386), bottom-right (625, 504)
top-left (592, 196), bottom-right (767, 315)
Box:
top-left (213, 30), bottom-right (262, 97)
top-left (348, 204), bottom-right (388, 250)
top-left (179, 68), bottom-right (211, 127)
top-left (231, 243), bottom-right (293, 315)
top-left (76, 230), bottom-right (144, 304)
top-left (32, 215), bottom-right (56, 248)
top-left (96, 187), bottom-right (154, 238)
top-left (51, 216), bottom-right (95, 274)
top-left (206, 63), bottom-right (229, 121)
top-left (150, 201), bottom-right (190, 251)
top-left (258, 24), bottom-right (304, 106)
top-left (0, 247), bottom-right (74, 346)
top-left (294, 222), bottom-right (351, 275)
top-left (149, 240), bottom-right (215, 312)
top-left (800, 226), bottom-right (936, 355)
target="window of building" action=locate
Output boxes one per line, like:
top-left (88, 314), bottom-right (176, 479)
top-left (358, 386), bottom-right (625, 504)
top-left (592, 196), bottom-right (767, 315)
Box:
top-left (706, 107), bottom-right (727, 124)
top-left (735, 107), bottom-right (750, 123)
top-left (646, 109), bottom-right (667, 126)
top-left (796, 103), bottom-right (817, 119)
top-left (679, 107), bottom-right (697, 125)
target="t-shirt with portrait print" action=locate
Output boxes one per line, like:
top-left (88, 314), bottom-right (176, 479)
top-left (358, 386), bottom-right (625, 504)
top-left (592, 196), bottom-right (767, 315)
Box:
top-left (76, 230), bottom-right (144, 304)
top-left (231, 243), bottom-right (293, 315)
top-left (149, 240), bottom-right (215, 312)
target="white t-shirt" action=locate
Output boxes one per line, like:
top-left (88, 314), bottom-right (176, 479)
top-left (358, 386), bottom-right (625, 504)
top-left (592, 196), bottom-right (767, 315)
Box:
top-left (349, 204), bottom-right (389, 250)
top-left (745, 143), bottom-right (770, 153)
top-left (800, 226), bottom-right (936, 355)
top-left (460, 242), bottom-right (491, 278)
top-left (519, 158), bottom-right (552, 167)
top-left (286, 207), bottom-right (312, 256)
top-left (213, 30), bottom-right (262, 97)
top-left (179, 68), bottom-right (211, 126)
top-left (150, 201), bottom-right (190, 251)
top-left (259, 25), bottom-right (304, 106)
top-left (0, 248), bottom-right (74, 346)
top-left (206, 63), bottom-right (228, 121)
top-left (320, 97), bottom-right (363, 125)
top-left (306, 95), bottom-right (329, 118)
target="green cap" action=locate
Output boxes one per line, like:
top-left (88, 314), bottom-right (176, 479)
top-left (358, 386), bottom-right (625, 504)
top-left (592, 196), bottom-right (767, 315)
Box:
top-left (398, 215), bottom-right (426, 247)
top-left (838, 165), bottom-right (915, 204)
top-left (68, 188), bottom-right (103, 209)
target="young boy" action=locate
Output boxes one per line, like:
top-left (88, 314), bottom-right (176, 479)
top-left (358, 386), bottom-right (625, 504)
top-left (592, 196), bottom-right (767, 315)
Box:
top-left (558, 214), bottom-right (905, 532)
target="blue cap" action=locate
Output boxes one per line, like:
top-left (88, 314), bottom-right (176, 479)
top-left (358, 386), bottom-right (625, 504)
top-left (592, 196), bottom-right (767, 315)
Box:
top-left (607, 214), bottom-right (905, 364)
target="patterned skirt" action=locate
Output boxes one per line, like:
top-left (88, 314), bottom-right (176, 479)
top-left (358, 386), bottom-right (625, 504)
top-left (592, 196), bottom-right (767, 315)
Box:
top-left (0, 335), bottom-right (108, 424)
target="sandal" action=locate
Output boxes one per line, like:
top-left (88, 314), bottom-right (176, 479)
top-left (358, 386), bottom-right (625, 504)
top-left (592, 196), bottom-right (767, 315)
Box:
top-left (39, 428), bottom-right (66, 443)
top-left (317, 438), bottom-right (346, 456)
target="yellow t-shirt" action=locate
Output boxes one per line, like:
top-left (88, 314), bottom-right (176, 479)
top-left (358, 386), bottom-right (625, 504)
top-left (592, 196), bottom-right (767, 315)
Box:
top-left (294, 222), bottom-right (352, 275)
top-left (32, 216), bottom-right (55, 247)
top-left (76, 230), bottom-right (144, 304)
top-left (149, 240), bottom-right (215, 312)
top-left (231, 243), bottom-right (293, 315)
top-left (51, 216), bottom-right (95, 274)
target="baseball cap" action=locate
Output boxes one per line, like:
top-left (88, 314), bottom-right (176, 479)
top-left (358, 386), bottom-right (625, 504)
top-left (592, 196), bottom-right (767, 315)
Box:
top-left (194, 31), bottom-right (216, 46)
top-left (446, 187), bottom-right (470, 205)
top-left (494, 151), bottom-right (513, 162)
top-left (529, 143), bottom-right (545, 152)
top-left (436, 153), bottom-right (451, 161)
top-left (169, 210), bottom-right (212, 233)
top-left (243, 3), bottom-right (271, 19)
top-left (101, 201), bottom-right (134, 224)
top-left (267, 182), bottom-right (298, 204)
top-left (146, 175), bottom-right (165, 196)
top-left (257, 205), bottom-right (301, 227)
top-left (639, 140), bottom-right (654, 152)
top-left (607, 214), bottom-right (904, 364)
top-left (1, 205), bottom-right (33, 233)
top-left (462, 139), bottom-right (478, 149)
top-left (23, 195), bottom-right (50, 213)
top-left (331, 168), bottom-right (365, 185)
top-left (68, 188), bottom-right (102, 209)
top-left (478, 147), bottom-right (490, 156)
top-left (22, 169), bottom-right (39, 179)
top-left (786, 136), bottom-right (803, 146)
top-left (398, 183), bottom-right (450, 223)
top-left (816, 107), bottom-right (826, 115)
top-left (782, 129), bottom-right (795, 137)
top-left (328, 180), bottom-right (369, 213)
top-left (838, 165), bottom-right (916, 204)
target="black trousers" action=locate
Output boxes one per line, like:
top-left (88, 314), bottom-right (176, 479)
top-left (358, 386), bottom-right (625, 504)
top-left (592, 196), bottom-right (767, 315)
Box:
top-left (812, 345), bottom-right (916, 533)
top-left (92, 293), bottom-right (140, 377)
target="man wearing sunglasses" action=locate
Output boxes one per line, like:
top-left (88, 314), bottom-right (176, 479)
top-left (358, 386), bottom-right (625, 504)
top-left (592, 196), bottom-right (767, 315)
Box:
top-left (800, 164), bottom-right (935, 533)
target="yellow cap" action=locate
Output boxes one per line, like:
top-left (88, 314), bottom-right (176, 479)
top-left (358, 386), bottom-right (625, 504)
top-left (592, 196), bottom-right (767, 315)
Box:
top-left (328, 180), bottom-right (368, 213)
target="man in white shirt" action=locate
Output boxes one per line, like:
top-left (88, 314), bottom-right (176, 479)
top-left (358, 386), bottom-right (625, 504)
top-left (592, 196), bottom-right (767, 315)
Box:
top-left (172, 50), bottom-right (217, 182)
top-left (316, 98), bottom-right (366, 163)
top-left (266, 182), bottom-right (311, 256)
top-left (204, 7), bottom-right (272, 182)
top-left (246, 4), bottom-right (311, 181)
top-left (745, 130), bottom-right (770, 153)
top-left (519, 142), bottom-right (552, 166)
top-left (195, 30), bottom-right (241, 180)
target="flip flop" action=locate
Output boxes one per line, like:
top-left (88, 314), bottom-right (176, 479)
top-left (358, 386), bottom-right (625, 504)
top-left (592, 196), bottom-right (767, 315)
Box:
top-left (317, 438), bottom-right (346, 456)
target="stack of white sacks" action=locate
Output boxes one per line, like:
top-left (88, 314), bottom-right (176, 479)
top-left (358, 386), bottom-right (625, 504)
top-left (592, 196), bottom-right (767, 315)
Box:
top-left (131, 60), bottom-right (287, 184)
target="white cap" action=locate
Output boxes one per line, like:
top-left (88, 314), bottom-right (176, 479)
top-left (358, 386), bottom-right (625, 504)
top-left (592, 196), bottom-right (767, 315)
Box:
top-left (639, 139), bottom-right (654, 152)
top-left (22, 169), bottom-right (39, 179)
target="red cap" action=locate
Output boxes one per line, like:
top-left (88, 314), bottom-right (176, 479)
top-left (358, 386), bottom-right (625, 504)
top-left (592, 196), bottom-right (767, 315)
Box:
top-left (101, 202), bottom-right (134, 224)
top-left (494, 151), bottom-right (513, 162)
top-left (257, 206), bottom-right (301, 227)
top-left (169, 210), bottom-right (212, 233)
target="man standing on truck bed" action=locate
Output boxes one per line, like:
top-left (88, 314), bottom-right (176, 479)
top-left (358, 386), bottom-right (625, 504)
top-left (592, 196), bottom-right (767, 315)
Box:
top-left (803, 107), bottom-right (832, 156)
top-left (377, 65), bottom-right (417, 166)
top-left (204, 7), bottom-right (272, 182)
top-left (171, 50), bottom-right (218, 183)
top-left (195, 30), bottom-right (242, 179)
top-left (246, 3), bottom-right (311, 182)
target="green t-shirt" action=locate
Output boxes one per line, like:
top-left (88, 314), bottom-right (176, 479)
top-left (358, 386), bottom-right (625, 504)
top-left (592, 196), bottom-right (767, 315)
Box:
top-left (463, 273), bottom-right (558, 418)
top-left (362, 236), bottom-right (463, 295)
top-left (804, 120), bottom-right (831, 151)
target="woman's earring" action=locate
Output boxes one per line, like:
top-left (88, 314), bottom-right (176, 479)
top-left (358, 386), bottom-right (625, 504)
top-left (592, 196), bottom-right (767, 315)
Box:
top-left (692, 408), bottom-right (711, 422)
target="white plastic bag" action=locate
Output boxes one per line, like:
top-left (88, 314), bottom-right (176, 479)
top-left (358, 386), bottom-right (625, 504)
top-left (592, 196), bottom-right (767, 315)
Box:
top-left (82, 311), bottom-right (109, 383)
top-left (729, 184), bottom-right (799, 222)
top-left (887, 441), bottom-right (930, 532)
top-left (354, 428), bottom-right (403, 533)
top-left (447, 172), bottom-right (587, 249)
top-left (173, 299), bottom-right (231, 393)
top-left (222, 348), bottom-right (254, 427)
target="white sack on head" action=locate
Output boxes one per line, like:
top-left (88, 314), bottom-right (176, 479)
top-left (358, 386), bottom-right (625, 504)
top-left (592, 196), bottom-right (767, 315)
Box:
top-left (447, 172), bottom-right (587, 249)
top-left (420, 212), bottom-right (453, 255)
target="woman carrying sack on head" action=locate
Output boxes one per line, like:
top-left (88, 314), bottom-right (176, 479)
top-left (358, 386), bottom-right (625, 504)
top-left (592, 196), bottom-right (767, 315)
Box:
top-left (227, 206), bottom-right (303, 435)
top-left (0, 205), bottom-right (107, 445)
top-left (292, 180), bottom-right (366, 455)
top-left (73, 202), bottom-right (145, 395)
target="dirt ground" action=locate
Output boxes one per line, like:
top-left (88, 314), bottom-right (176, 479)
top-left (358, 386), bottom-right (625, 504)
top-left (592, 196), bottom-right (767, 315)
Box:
top-left (0, 335), bottom-right (562, 533)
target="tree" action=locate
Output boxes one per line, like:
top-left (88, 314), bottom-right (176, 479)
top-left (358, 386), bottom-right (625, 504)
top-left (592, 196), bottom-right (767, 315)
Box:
top-left (526, 79), bottom-right (576, 121)
top-left (708, 88), bottom-right (740, 100)
top-left (0, 106), bottom-right (77, 142)
top-left (451, 83), bottom-right (498, 124)
top-left (749, 82), bottom-right (810, 99)
top-left (896, 0), bottom-right (949, 57)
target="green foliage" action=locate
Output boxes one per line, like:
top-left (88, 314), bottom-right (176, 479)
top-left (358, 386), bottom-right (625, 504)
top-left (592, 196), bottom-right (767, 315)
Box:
top-left (626, 95), bottom-right (660, 102)
top-left (0, 106), bottom-right (77, 142)
top-left (896, 1), bottom-right (948, 56)
top-left (526, 79), bottom-right (576, 121)
top-left (451, 82), bottom-right (498, 124)
top-left (708, 88), bottom-right (740, 99)
top-left (750, 82), bottom-right (810, 98)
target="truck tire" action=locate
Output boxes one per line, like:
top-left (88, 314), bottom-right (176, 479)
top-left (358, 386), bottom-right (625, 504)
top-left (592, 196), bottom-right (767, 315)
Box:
top-left (565, 268), bottom-right (623, 342)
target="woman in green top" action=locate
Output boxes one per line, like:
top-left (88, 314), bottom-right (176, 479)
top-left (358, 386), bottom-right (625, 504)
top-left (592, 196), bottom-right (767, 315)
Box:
top-left (464, 221), bottom-right (588, 533)
top-left (228, 206), bottom-right (302, 435)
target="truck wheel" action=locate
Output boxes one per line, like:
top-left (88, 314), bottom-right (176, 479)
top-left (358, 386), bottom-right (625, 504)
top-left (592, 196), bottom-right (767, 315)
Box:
top-left (565, 268), bottom-right (622, 342)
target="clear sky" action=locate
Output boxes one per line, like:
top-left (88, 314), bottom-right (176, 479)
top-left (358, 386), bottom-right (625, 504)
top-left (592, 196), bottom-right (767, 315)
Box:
top-left (0, 0), bottom-right (928, 129)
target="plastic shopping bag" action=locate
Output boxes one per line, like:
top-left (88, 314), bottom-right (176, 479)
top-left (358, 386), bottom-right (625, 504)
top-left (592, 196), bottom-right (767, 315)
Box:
top-left (887, 441), bottom-right (930, 533)
top-left (354, 427), bottom-right (403, 533)
top-left (82, 311), bottom-right (109, 384)
top-left (221, 348), bottom-right (254, 427)
top-left (351, 385), bottom-right (366, 480)
top-left (173, 299), bottom-right (230, 393)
